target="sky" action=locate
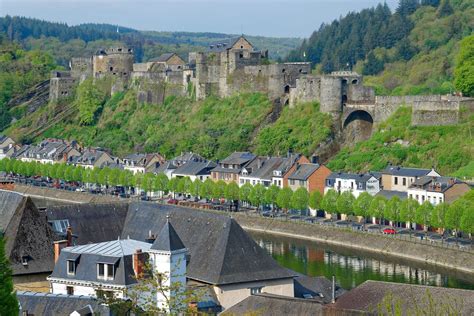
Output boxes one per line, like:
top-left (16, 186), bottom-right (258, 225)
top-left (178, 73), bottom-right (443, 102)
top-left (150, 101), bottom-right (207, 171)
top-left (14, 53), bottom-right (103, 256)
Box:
top-left (0, 0), bottom-right (399, 38)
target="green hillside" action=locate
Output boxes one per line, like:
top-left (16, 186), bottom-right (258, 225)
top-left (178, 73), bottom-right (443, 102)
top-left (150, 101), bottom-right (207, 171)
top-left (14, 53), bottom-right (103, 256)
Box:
top-left (327, 106), bottom-right (474, 178)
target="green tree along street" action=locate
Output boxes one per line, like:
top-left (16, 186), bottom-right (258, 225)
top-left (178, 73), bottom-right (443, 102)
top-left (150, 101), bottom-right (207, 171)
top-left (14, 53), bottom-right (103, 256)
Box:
top-left (0, 236), bottom-right (19, 315)
top-left (0, 158), bottom-right (473, 234)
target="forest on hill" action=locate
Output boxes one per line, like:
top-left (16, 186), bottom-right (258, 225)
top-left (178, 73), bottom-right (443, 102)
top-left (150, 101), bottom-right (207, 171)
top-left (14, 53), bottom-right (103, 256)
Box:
top-left (288, 0), bottom-right (474, 95)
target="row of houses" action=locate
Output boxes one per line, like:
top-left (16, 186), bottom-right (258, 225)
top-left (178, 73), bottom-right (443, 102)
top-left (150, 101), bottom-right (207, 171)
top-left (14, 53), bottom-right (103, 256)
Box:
top-left (1, 136), bottom-right (470, 205)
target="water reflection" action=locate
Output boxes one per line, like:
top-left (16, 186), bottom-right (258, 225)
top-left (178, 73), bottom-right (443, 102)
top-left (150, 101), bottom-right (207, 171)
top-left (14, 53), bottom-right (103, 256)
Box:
top-left (251, 231), bottom-right (474, 290)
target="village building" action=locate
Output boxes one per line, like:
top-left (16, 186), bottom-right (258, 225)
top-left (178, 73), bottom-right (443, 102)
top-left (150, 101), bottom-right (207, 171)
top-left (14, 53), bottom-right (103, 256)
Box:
top-left (407, 176), bottom-right (470, 205)
top-left (211, 152), bottom-right (256, 184)
top-left (271, 154), bottom-right (310, 188)
top-left (70, 148), bottom-right (115, 169)
top-left (16, 139), bottom-right (81, 165)
top-left (122, 153), bottom-right (165, 174)
top-left (287, 163), bottom-right (332, 195)
top-left (239, 156), bottom-right (286, 187)
top-left (153, 152), bottom-right (208, 179)
top-left (325, 172), bottom-right (381, 198)
top-left (381, 165), bottom-right (440, 192)
top-left (171, 160), bottom-right (216, 181)
top-left (0, 135), bottom-right (15, 160)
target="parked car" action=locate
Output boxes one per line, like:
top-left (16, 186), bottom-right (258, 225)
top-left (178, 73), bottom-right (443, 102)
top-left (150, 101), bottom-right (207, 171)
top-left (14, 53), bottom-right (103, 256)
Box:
top-left (167, 198), bottom-right (178, 205)
top-left (383, 228), bottom-right (397, 235)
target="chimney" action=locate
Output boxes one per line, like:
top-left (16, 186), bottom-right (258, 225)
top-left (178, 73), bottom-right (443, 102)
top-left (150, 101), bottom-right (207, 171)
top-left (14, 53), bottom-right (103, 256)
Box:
top-left (311, 155), bottom-right (319, 164)
top-left (145, 230), bottom-right (156, 244)
top-left (257, 158), bottom-right (262, 169)
top-left (66, 226), bottom-right (73, 247)
top-left (53, 240), bottom-right (68, 263)
top-left (133, 249), bottom-right (147, 278)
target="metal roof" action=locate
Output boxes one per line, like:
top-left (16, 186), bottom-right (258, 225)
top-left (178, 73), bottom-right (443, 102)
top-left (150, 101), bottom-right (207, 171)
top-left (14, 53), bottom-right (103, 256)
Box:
top-left (64, 239), bottom-right (151, 257)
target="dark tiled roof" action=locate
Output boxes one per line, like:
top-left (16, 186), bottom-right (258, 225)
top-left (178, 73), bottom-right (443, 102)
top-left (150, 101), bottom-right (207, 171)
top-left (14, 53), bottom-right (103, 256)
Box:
top-left (332, 280), bottom-right (474, 315)
top-left (294, 275), bottom-right (346, 304)
top-left (242, 157), bottom-right (285, 180)
top-left (327, 172), bottom-right (380, 182)
top-left (220, 151), bottom-right (256, 165)
top-left (17, 291), bottom-right (110, 315)
top-left (45, 203), bottom-right (129, 245)
top-left (151, 220), bottom-right (186, 251)
top-left (208, 36), bottom-right (252, 52)
top-left (288, 163), bottom-right (321, 181)
top-left (122, 203), bottom-right (295, 285)
top-left (210, 166), bottom-right (241, 174)
top-left (382, 166), bottom-right (435, 177)
top-left (172, 161), bottom-right (216, 176)
top-left (376, 190), bottom-right (407, 200)
top-left (410, 176), bottom-right (463, 193)
top-left (50, 239), bottom-right (151, 286)
top-left (222, 293), bottom-right (324, 315)
top-left (150, 53), bottom-right (179, 62)
top-left (0, 191), bottom-right (56, 275)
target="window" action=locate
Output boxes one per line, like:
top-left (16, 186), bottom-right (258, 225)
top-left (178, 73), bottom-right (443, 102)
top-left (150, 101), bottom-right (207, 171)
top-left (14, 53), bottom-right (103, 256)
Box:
top-left (422, 196), bottom-right (425, 202)
top-left (67, 260), bottom-right (76, 275)
top-left (21, 256), bottom-right (29, 266)
top-left (250, 287), bottom-right (263, 295)
top-left (97, 263), bottom-right (115, 280)
top-left (299, 180), bottom-right (305, 186)
top-left (66, 286), bottom-right (74, 295)
top-left (403, 178), bottom-right (407, 186)
top-left (439, 197), bottom-right (443, 203)
top-left (394, 177), bottom-right (398, 185)
top-left (98, 263), bottom-right (105, 278)
top-left (289, 179), bottom-right (295, 185)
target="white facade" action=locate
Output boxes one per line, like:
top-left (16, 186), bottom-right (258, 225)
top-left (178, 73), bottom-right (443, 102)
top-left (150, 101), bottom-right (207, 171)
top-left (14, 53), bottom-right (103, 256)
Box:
top-left (407, 188), bottom-right (444, 205)
top-left (172, 172), bottom-right (209, 182)
top-left (325, 175), bottom-right (380, 198)
top-left (124, 165), bottom-right (146, 174)
top-left (49, 278), bottom-right (126, 298)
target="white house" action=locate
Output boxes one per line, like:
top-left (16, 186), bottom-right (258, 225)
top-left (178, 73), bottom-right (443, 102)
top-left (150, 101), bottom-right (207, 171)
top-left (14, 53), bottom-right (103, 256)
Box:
top-left (407, 176), bottom-right (470, 205)
top-left (325, 172), bottom-right (381, 198)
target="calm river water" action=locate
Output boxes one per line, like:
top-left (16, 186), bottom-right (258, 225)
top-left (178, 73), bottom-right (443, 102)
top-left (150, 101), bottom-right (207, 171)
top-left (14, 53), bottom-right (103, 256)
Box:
top-left (250, 231), bottom-right (474, 291)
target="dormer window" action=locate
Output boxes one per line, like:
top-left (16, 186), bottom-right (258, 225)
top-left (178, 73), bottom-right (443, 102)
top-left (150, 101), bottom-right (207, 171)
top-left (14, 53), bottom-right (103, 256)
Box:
top-left (97, 263), bottom-right (115, 280)
top-left (21, 256), bottom-right (29, 266)
top-left (67, 260), bottom-right (76, 275)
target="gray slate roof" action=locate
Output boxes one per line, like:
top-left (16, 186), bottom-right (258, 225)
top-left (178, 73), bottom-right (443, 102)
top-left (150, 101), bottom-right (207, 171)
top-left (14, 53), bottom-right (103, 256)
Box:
top-left (294, 275), bottom-right (346, 304)
top-left (208, 36), bottom-right (252, 52)
top-left (327, 172), bottom-right (380, 182)
top-left (410, 176), bottom-right (463, 193)
top-left (172, 161), bottom-right (216, 176)
top-left (288, 163), bottom-right (321, 181)
top-left (121, 202), bottom-right (295, 285)
top-left (150, 52), bottom-right (182, 63)
top-left (332, 280), bottom-right (474, 315)
top-left (222, 293), bottom-right (325, 316)
top-left (220, 151), bottom-right (256, 166)
top-left (17, 291), bottom-right (110, 315)
top-left (242, 157), bottom-right (285, 180)
top-left (150, 220), bottom-right (186, 252)
top-left (382, 166), bottom-right (434, 177)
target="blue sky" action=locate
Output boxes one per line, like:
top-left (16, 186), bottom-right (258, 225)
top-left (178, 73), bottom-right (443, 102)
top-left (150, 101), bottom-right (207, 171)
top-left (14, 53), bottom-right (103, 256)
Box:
top-left (0, 0), bottom-right (399, 38)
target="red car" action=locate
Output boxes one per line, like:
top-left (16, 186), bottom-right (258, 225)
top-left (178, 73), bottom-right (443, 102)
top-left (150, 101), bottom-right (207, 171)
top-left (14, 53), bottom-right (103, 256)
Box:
top-left (167, 198), bottom-right (178, 205)
top-left (383, 228), bottom-right (397, 235)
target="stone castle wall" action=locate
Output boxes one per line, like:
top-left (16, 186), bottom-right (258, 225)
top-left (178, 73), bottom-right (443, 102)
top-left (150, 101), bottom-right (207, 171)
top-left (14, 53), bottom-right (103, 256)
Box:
top-left (49, 71), bottom-right (76, 102)
top-left (70, 57), bottom-right (92, 82)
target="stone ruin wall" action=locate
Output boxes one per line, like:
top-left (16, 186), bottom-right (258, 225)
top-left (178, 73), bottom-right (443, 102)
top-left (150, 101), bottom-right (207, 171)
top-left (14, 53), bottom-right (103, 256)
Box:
top-left (70, 57), bottom-right (92, 82)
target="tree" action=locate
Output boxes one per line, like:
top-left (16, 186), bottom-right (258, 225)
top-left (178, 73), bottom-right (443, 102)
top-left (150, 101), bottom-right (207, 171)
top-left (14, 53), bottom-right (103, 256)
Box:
top-left (249, 184), bottom-right (266, 209)
top-left (264, 185), bottom-right (280, 209)
top-left (460, 205), bottom-right (474, 237)
top-left (384, 196), bottom-right (402, 225)
top-left (199, 179), bottom-right (214, 200)
top-left (167, 177), bottom-right (180, 197)
top-left (224, 182), bottom-right (240, 202)
top-left (445, 199), bottom-right (467, 237)
top-left (396, 0), bottom-right (420, 16)
top-left (431, 202), bottom-right (448, 229)
top-left (291, 187), bottom-right (309, 212)
top-left (0, 237), bottom-right (18, 315)
top-left (454, 35), bottom-right (474, 97)
top-left (176, 177), bottom-right (192, 195)
top-left (353, 192), bottom-right (373, 225)
top-left (362, 51), bottom-right (384, 75)
top-left (415, 201), bottom-right (434, 231)
top-left (308, 191), bottom-right (323, 211)
top-left (239, 183), bottom-right (253, 204)
top-left (189, 179), bottom-right (201, 198)
top-left (437, 0), bottom-right (454, 17)
top-left (336, 191), bottom-right (355, 216)
top-left (321, 189), bottom-right (338, 214)
top-left (400, 198), bottom-right (419, 229)
top-left (212, 180), bottom-right (226, 200)
top-left (153, 173), bottom-right (169, 197)
top-left (276, 187), bottom-right (293, 212)
top-left (369, 195), bottom-right (387, 224)
top-left (76, 78), bottom-right (105, 125)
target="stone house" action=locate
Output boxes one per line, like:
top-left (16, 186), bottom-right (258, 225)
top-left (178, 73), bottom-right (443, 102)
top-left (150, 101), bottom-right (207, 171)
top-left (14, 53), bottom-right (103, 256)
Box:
top-left (211, 152), bottom-right (256, 184)
top-left (271, 154), bottom-right (310, 188)
top-left (407, 176), bottom-right (470, 205)
top-left (381, 165), bottom-right (440, 192)
top-left (287, 163), bottom-right (332, 195)
top-left (325, 172), bottom-right (381, 198)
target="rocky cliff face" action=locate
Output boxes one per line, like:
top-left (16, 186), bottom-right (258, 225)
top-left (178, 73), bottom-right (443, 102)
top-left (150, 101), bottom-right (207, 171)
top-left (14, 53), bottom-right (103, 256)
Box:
top-left (7, 80), bottom-right (50, 117)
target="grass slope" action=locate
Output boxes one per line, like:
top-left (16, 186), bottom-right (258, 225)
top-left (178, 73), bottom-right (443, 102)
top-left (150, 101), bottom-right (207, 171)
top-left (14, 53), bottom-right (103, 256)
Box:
top-left (327, 106), bottom-right (474, 178)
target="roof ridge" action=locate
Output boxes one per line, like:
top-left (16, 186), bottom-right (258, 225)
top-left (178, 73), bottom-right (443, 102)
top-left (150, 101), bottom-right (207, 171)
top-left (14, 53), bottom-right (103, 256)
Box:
top-left (214, 217), bottom-right (233, 284)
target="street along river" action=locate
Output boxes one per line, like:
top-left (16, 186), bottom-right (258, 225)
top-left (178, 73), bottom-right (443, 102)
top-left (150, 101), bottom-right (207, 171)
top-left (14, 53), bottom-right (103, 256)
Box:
top-left (250, 231), bottom-right (474, 290)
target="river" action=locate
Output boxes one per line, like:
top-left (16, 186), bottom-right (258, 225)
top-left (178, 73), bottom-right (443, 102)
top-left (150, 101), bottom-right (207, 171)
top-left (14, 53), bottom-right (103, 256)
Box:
top-left (250, 231), bottom-right (474, 291)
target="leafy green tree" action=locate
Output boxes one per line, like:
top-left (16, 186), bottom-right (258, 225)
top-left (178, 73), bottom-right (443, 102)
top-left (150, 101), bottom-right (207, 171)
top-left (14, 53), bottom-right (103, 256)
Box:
top-left (224, 182), bottom-right (240, 201)
top-left (199, 179), bottom-right (214, 200)
top-left (72, 167), bottom-right (83, 183)
top-left (308, 191), bottom-right (323, 211)
top-left (445, 199), bottom-right (467, 236)
top-left (384, 196), bottom-right (402, 225)
top-left (454, 34), bottom-right (474, 97)
top-left (108, 168), bottom-right (120, 187)
top-left (276, 187), bottom-right (293, 212)
top-left (336, 191), bottom-right (355, 216)
top-left (249, 184), bottom-right (266, 209)
top-left (142, 173), bottom-right (155, 195)
top-left (239, 183), bottom-right (253, 204)
top-left (415, 201), bottom-right (434, 230)
top-left (460, 205), bottom-right (474, 236)
top-left (0, 237), bottom-right (18, 315)
top-left (353, 192), bottom-right (373, 224)
top-left (153, 173), bottom-right (169, 196)
top-left (321, 189), bottom-right (338, 214)
top-left (264, 185), bottom-right (280, 208)
top-left (437, 0), bottom-right (454, 17)
top-left (189, 179), bottom-right (202, 198)
top-left (75, 78), bottom-right (105, 125)
top-left (291, 187), bottom-right (309, 211)
top-left (369, 195), bottom-right (387, 224)
top-left (431, 202), bottom-right (448, 229)
top-left (167, 177), bottom-right (180, 196)
top-left (363, 51), bottom-right (384, 75)
top-left (212, 180), bottom-right (226, 200)
top-left (400, 198), bottom-right (419, 229)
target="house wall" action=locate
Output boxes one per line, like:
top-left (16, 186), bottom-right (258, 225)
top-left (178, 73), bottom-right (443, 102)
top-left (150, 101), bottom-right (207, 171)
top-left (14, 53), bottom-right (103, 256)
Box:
top-left (307, 165), bottom-right (332, 195)
top-left (382, 175), bottom-right (417, 192)
top-left (283, 156), bottom-right (310, 188)
top-left (407, 188), bottom-right (444, 205)
top-left (214, 277), bottom-right (294, 310)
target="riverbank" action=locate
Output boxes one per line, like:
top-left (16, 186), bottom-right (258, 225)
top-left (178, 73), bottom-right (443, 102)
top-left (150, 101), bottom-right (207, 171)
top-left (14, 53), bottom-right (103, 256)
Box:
top-left (8, 184), bottom-right (474, 276)
top-left (231, 213), bottom-right (474, 277)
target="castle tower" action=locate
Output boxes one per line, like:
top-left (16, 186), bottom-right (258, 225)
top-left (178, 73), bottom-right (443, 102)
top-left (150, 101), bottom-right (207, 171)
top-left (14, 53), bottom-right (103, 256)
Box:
top-left (147, 218), bottom-right (187, 313)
